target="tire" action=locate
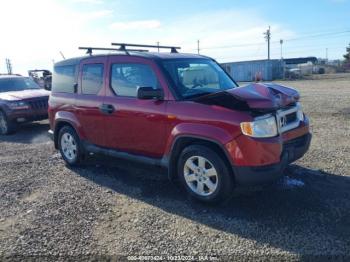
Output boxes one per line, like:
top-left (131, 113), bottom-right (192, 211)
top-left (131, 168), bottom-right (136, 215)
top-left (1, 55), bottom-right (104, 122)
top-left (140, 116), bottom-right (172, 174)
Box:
top-left (58, 126), bottom-right (83, 166)
top-left (0, 110), bottom-right (16, 135)
top-left (178, 145), bottom-right (234, 203)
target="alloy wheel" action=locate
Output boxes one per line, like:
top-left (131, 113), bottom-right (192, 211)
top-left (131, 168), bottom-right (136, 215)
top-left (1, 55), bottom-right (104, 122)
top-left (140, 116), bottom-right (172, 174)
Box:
top-left (60, 133), bottom-right (78, 162)
top-left (183, 156), bottom-right (219, 196)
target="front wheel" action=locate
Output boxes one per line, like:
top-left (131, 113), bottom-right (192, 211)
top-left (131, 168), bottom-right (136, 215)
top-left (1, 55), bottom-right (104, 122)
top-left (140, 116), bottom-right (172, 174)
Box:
top-left (0, 111), bottom-right (15, 135)
top-left (58, 126), bottom-right (83, 166)
top-left (178, 145), bottom-right (234, 203)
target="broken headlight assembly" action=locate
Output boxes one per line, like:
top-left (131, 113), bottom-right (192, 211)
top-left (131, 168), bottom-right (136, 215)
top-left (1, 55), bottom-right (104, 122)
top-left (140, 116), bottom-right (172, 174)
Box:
top-left (240, 115), bottom-right (278, 138)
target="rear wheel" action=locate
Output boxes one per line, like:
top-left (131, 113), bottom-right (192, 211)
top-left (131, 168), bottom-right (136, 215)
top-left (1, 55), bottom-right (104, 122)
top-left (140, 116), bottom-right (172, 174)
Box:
top-left (0, 111), bottom-right (15, 135)
top-left (178, 145), bottom-right (234, 203)
top-left (58, 126), bottom-right (83, 166)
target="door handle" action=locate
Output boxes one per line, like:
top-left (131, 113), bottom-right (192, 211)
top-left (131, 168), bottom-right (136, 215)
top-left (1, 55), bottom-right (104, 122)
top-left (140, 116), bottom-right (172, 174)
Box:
top-left (100, 104), bottom-right (115, 114)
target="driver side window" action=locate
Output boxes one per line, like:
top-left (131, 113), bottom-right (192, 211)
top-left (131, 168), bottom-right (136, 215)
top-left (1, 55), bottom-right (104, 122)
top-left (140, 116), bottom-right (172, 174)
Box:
top-left (110, 63), bottom-right (159, 97)
top-left (178, 64), bottom-right (219, 89)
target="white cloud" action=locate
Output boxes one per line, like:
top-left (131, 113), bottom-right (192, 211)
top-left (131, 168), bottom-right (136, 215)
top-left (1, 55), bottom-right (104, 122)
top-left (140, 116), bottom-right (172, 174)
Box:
top-left (0, 0), bottom-right (114, 74)
top-left (110, 20), bottom-right (161, 30)
top-left (107, 10), bottom-right (295, 62)
top-left (0, 3), bottom-right (297, 75)
top-left (72, 0), bottom-right (104, 4)
top-left (81, 9), bottom-right (113, 20)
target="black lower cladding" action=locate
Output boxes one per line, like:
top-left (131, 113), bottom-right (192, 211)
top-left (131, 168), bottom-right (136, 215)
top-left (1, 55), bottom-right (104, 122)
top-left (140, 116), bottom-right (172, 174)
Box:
top-left (233, 133), bottom-right (312, 186)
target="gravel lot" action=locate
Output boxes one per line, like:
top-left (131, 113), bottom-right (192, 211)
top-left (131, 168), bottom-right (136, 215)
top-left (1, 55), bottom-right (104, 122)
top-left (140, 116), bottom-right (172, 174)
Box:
top-left (1, 76), bottom-right (350, 261)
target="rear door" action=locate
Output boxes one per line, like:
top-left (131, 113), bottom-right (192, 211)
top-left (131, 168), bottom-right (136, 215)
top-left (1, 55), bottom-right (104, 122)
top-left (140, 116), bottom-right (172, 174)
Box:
top-left (102, 56), bottom-right (168, 158)
top-left (75, 57), bottom-right (107, 146)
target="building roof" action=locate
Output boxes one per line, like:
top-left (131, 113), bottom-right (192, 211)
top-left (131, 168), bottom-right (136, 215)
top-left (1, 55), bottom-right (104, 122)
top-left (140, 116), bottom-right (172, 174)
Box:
top-left (0, 75), bottom-right (23, 79)
top-left (222, 57), bottom-right (318, 65)
top-left (283, 57), bottom-right (318, 65)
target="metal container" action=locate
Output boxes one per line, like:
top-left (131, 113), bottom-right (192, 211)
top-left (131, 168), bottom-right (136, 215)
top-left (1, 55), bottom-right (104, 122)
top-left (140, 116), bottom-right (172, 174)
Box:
top-left (221, 59), bottom-right (284, 82)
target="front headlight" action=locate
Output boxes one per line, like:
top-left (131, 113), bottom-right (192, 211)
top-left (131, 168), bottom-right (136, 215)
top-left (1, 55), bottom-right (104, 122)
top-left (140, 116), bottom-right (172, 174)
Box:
top-left (240, 115), bottom-right (278, 138)
top-left (8, 101), bottom-right (30, 110)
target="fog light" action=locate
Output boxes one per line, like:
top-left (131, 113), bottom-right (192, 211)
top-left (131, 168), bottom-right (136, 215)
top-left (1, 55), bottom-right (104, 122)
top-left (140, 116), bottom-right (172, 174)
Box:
top-left (17, 118), bottom-right (26, 123)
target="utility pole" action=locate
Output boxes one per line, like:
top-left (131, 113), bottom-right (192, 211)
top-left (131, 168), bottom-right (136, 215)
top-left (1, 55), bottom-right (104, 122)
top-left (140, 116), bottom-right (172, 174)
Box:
top-left (5, 58), bottom-right (12, 74)
top-left (326, 48), bottom-right (328, 61)
top-left (280, 39), bottom-right (285, 80)
top-left (264, 26), bottom-right (271, 60)
top-left (280, 39), bottom-right (283, 60)
top-left (157, 41), bottom-right (160, 53)
top-left (197, 40), bottom-right (200, 54)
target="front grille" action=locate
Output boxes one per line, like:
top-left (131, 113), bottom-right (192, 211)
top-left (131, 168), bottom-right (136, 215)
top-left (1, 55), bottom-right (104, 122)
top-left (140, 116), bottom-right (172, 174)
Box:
top-left (28, 99), bottom-right (48, 110)
top-left (285, 112), bottom-right (297, 124)
top-left (276, 103), bottom-right (302, 133)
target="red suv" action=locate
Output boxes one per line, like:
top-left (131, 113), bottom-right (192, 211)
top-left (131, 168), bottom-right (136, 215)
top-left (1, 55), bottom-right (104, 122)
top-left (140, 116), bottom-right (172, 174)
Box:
top-left (48, 44), bottom-right (311, 203)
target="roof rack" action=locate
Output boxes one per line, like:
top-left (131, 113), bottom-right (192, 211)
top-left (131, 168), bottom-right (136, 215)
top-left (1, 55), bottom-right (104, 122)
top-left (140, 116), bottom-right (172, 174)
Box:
top-left (111, 43), bottom-right (181, 53)
top-left (78, 47), bottom-right (149, 56)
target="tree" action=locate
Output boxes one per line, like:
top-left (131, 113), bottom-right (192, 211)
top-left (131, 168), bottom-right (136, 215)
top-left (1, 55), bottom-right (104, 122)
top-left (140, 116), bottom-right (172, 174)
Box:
top-left (343, 43), bottom-right (350, 70)
top-left (344, 43), bottom-right (350, 60)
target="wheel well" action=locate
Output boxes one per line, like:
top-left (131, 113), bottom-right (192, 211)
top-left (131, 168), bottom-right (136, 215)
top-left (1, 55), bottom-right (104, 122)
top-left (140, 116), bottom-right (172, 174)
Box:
top-left (54, 121), bottom-right (75, 149)
top-left (168, 137), bottom-right (234, 181)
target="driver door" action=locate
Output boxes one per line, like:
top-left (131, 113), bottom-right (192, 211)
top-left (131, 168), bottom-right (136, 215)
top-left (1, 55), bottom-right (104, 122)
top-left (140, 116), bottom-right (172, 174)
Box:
top-left (102, 56), bottom-right (168, 158)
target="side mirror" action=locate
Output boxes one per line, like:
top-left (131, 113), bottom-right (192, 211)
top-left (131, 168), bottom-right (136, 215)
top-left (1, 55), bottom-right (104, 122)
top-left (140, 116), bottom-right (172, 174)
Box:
top-left (137, 86), bottom-right (164, 100)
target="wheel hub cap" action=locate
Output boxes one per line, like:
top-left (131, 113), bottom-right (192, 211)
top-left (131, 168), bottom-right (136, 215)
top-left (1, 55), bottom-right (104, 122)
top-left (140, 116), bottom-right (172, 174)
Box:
top-left (61, 133), bottom-right (77, 161)
top-left (184, 156), bottom-right (218, 196)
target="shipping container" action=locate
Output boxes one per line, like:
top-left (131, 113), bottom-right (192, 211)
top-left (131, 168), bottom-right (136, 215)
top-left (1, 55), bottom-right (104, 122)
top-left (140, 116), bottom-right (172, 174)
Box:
top-left (221, 59), bottom-right (284, 82)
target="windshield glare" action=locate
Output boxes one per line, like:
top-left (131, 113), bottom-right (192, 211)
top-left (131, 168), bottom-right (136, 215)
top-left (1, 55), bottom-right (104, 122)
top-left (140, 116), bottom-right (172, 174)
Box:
top-left (0, 77), bottom-right (40, 93)
top-left (162, 59), bottom-right (237, 99)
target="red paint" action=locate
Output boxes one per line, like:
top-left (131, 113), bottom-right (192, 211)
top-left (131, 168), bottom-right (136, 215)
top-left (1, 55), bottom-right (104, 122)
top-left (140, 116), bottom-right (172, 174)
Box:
top-left (227, 82), bottom-right (300, 109)
top-left (48, 53), bottom-right (310, 168)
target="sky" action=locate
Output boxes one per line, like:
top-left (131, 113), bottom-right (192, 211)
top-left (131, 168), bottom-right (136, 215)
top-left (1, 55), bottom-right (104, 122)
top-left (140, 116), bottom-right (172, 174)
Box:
top-left (0, 0), bottom-right (349, 75)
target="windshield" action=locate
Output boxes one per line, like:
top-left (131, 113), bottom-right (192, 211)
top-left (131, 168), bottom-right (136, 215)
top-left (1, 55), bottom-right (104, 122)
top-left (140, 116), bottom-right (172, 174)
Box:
top-left (162, 59), bottom-right (238, 99)
top-left (0, 77), bottom-right (40, 93)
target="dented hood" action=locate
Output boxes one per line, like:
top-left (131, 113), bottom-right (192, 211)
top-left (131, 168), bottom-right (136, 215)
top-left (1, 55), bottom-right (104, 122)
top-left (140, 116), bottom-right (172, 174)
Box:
top-left (193, 83), bottom-right (299, 111)
top-left (0, 89), bottom-right (50, 101)
top-left (227, 83), bottom-right (299, 109)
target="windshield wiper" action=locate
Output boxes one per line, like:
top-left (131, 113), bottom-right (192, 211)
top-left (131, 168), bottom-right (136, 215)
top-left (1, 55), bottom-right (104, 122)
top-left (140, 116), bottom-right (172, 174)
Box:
top-left (183, 92), bottom-right (213, 100)
top-left (184, 90), bottom-right (228, 101)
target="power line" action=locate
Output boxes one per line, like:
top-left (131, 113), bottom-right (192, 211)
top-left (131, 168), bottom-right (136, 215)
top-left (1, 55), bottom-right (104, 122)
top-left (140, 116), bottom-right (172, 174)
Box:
top-left (272, 30), bottom-right (350, 43)
top-left (194, 30), bottom-right (350, 51)
top-left (215, 44), bottom-right (347, 61)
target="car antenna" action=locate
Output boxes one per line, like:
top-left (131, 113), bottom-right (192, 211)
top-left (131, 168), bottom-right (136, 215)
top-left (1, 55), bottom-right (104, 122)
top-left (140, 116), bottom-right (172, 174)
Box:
top-left (59, 51), bottom-right (66, 60)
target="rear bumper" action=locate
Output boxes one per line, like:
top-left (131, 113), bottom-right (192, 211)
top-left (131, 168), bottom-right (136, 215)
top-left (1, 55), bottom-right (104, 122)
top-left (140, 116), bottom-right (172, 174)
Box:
top-left (233, 133), bottom-right (312, 186)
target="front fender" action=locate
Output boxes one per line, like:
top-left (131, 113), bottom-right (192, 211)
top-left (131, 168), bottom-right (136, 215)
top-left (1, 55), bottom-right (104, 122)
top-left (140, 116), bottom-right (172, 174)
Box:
top-left (164, 122), bottom-right (235, 156)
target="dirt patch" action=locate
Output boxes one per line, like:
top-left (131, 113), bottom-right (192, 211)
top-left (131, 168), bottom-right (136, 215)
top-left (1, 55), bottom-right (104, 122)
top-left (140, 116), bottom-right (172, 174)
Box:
top-left (1, 76), bottom-right (350, 259)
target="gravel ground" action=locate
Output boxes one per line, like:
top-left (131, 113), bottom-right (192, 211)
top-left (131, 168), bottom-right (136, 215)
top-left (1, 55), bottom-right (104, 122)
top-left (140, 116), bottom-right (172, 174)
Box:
top-left (1, 76), bottom-right (350, 261)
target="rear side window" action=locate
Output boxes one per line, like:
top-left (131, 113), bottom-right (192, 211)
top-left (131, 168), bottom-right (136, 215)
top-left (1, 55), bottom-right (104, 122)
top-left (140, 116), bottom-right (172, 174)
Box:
top-left (110, 63), bottom-right (158, 97)
top-left (52, 65), bottom-right (76, 93)
top-left (82, 64), bottom-right (104, 95)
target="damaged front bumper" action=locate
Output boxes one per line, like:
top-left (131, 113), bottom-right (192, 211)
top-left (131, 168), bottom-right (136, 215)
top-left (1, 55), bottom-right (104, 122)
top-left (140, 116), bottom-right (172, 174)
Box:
top-left (233, 133), bottom-right (312, 186)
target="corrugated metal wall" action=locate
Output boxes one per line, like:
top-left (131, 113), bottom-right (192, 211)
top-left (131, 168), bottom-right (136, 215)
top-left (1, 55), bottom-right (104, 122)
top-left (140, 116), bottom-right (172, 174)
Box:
top-left (221, 59), bottom-right (283, 82)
